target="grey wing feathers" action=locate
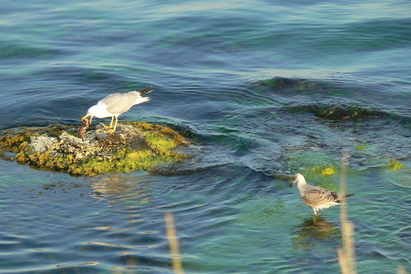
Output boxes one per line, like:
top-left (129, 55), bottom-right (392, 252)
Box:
top-left (98, 86), bottom-right (153, 114)
top-left (99, 93), bottom-right (122, 106)
top-left (101, 93), bottom-right (136, 114)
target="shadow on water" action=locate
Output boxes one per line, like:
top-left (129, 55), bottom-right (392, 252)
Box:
top-left (291, 216), bottom-right (341, 252)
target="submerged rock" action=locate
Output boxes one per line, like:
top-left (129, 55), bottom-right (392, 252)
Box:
top-left (0, 122), bottom-right (192, 176)
top-left (310, 103), bottom-right (381, 120)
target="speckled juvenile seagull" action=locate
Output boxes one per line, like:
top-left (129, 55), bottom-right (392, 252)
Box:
top-left (290, 173), bottom-right (354, 215)
top-left (82, 86), bottom-right (153, 133)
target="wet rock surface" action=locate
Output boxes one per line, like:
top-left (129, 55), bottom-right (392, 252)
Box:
top-left (0, 122), bottom-right (192, 176)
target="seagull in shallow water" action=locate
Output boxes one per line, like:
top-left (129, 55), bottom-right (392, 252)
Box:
top-left (290, 173), bottom-right (354, 215)
top-left (82, 86), bottom-right (153, 133)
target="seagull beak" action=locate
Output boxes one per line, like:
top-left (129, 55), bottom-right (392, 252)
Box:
top-left (82, 114), bottom-right (90, 121)
top-left (82, 114), bottom-right (93, 125)
top-left (290, 179), bottom-right (297, 188)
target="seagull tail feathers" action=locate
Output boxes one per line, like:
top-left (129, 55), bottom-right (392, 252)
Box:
top-left (138, 86), bottom-right (154, 96)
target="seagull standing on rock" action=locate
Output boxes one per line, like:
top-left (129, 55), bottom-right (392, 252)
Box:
top-left (290, 173), bottom-right (354, 215)
top-left (82, 86), bottom-right (153, 134)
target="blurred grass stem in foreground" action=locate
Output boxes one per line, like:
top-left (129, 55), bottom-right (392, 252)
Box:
top-left (337, 150), bottom-right (357, 274)
top-left (165, 212), bottom-right (185, 274)
top-left (337, 150), bottom-right (408, 273)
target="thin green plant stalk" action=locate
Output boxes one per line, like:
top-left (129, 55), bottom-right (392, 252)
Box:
top-left (338, 150), bottom-right (357, 274)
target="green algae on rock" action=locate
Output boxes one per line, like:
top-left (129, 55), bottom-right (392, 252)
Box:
top-left (0, 122), bottom-right (192, 176)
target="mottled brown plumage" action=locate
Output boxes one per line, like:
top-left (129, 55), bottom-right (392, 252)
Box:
top-left (290, 173), bottom-right (354, 215)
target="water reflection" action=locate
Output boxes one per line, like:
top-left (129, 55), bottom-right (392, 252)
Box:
top-left (90, 173), bottom-right (153, 204)
top-left (291, 216), bottom-right (340, 251)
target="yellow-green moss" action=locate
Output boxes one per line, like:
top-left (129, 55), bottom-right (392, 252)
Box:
top-left (0, 122), bottom-right (192, 176)
top-left (124, 121), bottom-right (189, 146)
top-left (321, 166), bottom-right (337, 176)
top-left (302, 164), bottom-right (338, 177)
top-left (82, 159), bottom-right (115, 176)
top-left (356, 144), bottom-right (367, 150)
top-left (300, 165), bottom-right (338, 190)
top-left (387, 161), bottom-right (403, 171)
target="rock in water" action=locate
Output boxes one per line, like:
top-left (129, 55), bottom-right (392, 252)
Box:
top-left (0, 122), bottom-right (192, 176)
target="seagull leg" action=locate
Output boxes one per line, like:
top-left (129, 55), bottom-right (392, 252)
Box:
top-left (313, 208), bottom-right (318, 215)
top-left (101, 116), bottom-right (114, 130)
top-left (101, 123), bottom-right (112, 129)
top-left (110, 116), bottom-right (115, 128)
top-left (113, 116), bottom-right (118, 131)
top-left (106, 116), bottom-right (118, 134)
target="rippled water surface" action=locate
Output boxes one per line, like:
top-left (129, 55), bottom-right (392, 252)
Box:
top-left (1, 0), bottom-right (411, 273)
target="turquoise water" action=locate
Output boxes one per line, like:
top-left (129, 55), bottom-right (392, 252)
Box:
top-left (1, 0), bottom-right (411, 273)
